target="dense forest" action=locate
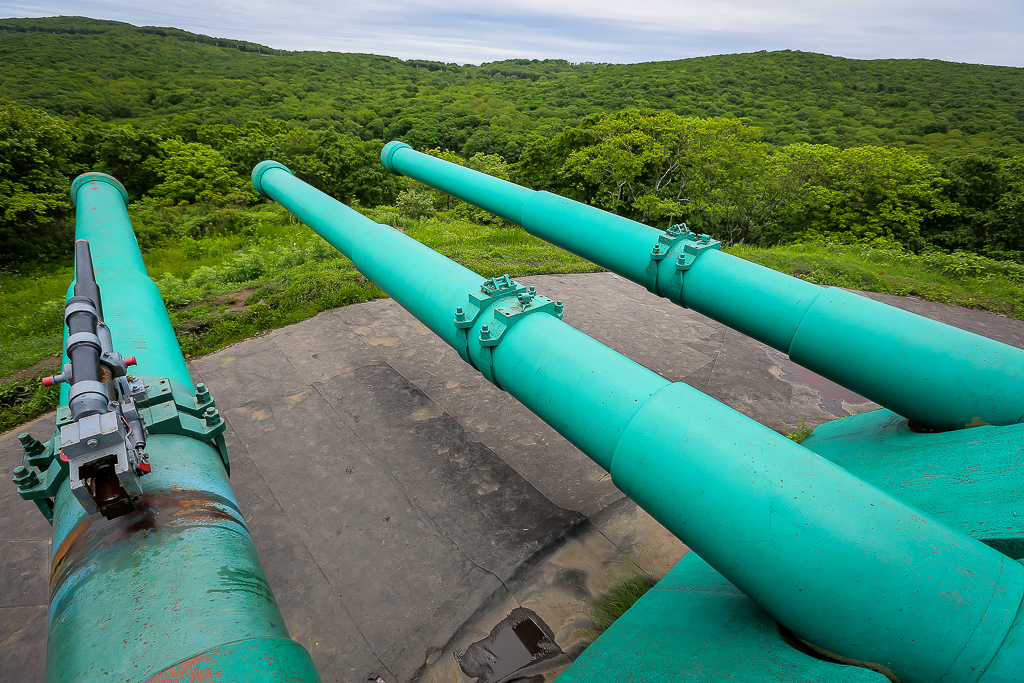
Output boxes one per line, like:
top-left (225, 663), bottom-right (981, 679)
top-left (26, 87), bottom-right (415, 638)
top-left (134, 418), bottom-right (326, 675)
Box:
top-left (2, 16), bottom-right (1023, 159)
top-left (1, 15), bottom-right (1023, 268)
top-left (2, 15), bottom-right (1024, 428)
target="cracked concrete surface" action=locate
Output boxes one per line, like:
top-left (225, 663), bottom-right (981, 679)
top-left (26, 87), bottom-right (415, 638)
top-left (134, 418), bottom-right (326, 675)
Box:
top-left (4, 272), bottom-right (1023, 682)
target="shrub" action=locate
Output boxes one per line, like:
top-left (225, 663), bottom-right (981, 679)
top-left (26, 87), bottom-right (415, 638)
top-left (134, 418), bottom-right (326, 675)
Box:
top-left (396, 189), bottom-right (435, 220)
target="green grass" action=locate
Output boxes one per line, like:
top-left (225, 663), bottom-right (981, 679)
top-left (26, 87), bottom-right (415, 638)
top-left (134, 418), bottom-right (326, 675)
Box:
top-left (0, 370), bottom-right (60, 433)
top-left (395, 212), bottom-right (603, 279)
top-left (784, 422), bottom-right (815, 444)
top-left (586, 554), bottom-right (658, 636)
top-left (5, 207), bottom-right (1024, 433)
top-left (728, 242), bottom-right (1024, 319)
top-left (0, 269), bottom-right (72, 376)
top-left (0, 265), bottom-right (71, 432)
top-left (150, 206), bottom-right (601, 357)
top-left (0, 201), bottom-right (600, 431)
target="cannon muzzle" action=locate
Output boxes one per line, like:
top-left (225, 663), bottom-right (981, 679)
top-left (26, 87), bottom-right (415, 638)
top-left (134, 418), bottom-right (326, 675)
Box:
top-left (380, 141), bottom-right (1024, 433)
top-left (14, 172), bottom-right (319, 683)
top-left (253, 159), bottom-right (1024, 683)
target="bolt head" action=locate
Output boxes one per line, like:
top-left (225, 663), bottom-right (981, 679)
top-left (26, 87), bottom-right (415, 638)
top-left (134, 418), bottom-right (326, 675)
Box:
top-left (86, 438), bottom-right (99, 448)
top-left (12, 466), bottom-right (39, 488)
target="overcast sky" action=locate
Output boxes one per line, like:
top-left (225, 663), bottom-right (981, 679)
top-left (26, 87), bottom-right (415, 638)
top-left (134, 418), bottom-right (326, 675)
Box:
top-left (1, 0), bottom-right (1022, 67)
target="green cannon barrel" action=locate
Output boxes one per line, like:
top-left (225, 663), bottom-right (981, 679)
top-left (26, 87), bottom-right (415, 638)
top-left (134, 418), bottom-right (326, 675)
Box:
top-left (380, 141), bottom-right (1024, 432)
top-left (253, 160), bottom-right (1024, 683)
top-left (45, 173), bottom-right (319, 683)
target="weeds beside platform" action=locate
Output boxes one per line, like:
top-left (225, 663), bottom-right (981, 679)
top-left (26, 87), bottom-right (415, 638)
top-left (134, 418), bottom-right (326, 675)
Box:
top-left (3, 202), bottom-right (1023, 431)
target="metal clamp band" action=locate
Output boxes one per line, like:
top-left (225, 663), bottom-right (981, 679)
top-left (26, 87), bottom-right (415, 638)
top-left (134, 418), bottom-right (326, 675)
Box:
top-left (675, 239), bottom-right (721, 271)
top-left (68, 380), bottom-right (108, 402)
top-left (64, 300), bottom-right (97, 320)
top-left (453, 275), bottom-right (564, 388)
top-left (644, 224), bottom-right (721, 304)
top-left (644, 224), bottom-right (689, 294)
top-left (66, 331), bottom-right (102, 352)
top-left (453, 274), bottom-right (526, 362)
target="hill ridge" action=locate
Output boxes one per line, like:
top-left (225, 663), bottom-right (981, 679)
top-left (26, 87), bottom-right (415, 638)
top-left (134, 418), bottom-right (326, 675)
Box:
top-left (0, 15), bottom-right (1022, 159)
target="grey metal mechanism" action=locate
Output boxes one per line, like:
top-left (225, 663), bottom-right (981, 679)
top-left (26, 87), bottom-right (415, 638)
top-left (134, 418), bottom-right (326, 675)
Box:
top-left (15, 376), bottom-right (230, 525)
top-left (41, 239), bottom-right (152, 519)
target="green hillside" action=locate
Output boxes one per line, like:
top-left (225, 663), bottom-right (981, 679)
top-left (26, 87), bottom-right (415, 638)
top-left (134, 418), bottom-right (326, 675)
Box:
top-left (2, 16), bottom-right (1023, 429)
top-left (1, 16), bottom-right (1022, 160)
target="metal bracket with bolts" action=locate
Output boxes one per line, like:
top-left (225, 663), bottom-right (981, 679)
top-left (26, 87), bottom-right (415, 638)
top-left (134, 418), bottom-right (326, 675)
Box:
top-left (643, 224), bottom-right (722, 303)
top-left (453, 275), bottom-right (564, 388)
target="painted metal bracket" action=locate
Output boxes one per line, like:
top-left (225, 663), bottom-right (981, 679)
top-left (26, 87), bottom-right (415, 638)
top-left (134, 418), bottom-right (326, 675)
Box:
top-left (454, 274), bottom-right (564, 388)
top-left (12, 376), bottom-right (229, 523)
top-left (13, 431), bottom-right (66, 524)
top-left (453, 274), bottom-right (524, 361)
top-left (644, 224), bottom-right (722, 302)
top-left (133, 376), bottom-right (229, 475)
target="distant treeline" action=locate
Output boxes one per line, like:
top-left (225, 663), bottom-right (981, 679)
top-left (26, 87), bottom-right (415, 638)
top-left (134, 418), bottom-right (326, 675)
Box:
top-left (0, 16), bottom-right (1021, 268)
top-left (0, 18), bottom-right (279, 54)
top-left (2, 103), bottom-right (1022, 269)
top-left (1, 16), bottom-right (1022, 163)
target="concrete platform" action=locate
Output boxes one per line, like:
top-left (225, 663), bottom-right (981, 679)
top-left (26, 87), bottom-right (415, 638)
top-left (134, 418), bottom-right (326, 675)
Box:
top-left (4, 272), bottom-right (1024, 682)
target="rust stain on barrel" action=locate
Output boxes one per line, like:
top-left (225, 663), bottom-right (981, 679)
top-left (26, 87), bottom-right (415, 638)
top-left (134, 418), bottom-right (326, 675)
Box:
top-left (50, 488), bottom-right (247, 603)
top-left (143, 649), bottom-right (220, 682)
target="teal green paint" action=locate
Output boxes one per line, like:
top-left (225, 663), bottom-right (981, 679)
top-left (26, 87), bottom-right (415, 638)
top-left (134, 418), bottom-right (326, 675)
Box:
top-left (381, 142), bottom-right (537, 226)
top-left (802, 409), bottom-right (1024, 558)
top-left (254, 160), bottom-right (482, 352)
top-left (68, 173), bottom-right (192, 390)
top-left (45, 173), bottom-right (318, 683)
top-left (252, 161), bottom-right (665, 471)
top-left (70, 171), bottom-right (129, 207)
top-left (679, 248), bottom-right (822, 352)
top-left (47, 435), bottom-right (314, 683)
top-left (785, 286), bottom-right (1024, 429)
top-left (13, 430), bottom-right (67, 523)
top-left (978, 614), bottom-right (1024, 683)
top-left (490, 313), bottom-right (667, 470)
top-left (256, 161), bottom-right (1024, 683)
top-left (380, 142), bottom-right (1024, 432)
top-left (559, 552), bottom-right (888, 683)
top-left (610, 382), bottom-right (1024, 682)
top-left (380, 142), bottom-right (656, 282)
top-left (135, 376), bottom-right (230, 473)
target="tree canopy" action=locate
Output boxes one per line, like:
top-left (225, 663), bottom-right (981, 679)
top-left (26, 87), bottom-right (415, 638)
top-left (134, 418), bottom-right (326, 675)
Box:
top-left (517, 110), bottom-right (968, 246)
top-left (0, 17), bottom-right (1021, 266)
top-left (1, 16), bottom-right (1022, 161)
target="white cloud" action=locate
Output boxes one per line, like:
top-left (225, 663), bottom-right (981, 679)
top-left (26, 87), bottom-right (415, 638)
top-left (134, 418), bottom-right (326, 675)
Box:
top-left (0, 0), bottom-right (1021, 66)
